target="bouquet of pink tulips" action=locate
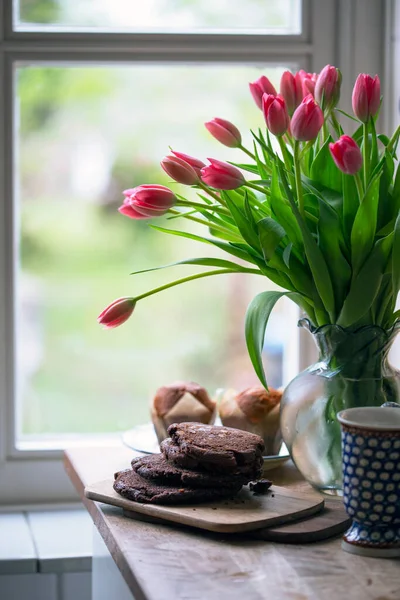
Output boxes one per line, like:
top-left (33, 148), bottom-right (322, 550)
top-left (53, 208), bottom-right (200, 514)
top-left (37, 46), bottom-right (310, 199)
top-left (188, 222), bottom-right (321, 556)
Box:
top-left (99, 65), bottom-right (400, 389)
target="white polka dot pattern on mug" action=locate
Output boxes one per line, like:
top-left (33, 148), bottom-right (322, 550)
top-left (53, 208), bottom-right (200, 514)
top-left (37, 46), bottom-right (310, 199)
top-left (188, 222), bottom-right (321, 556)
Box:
top-left (341, 428), bottom-right (400, 547)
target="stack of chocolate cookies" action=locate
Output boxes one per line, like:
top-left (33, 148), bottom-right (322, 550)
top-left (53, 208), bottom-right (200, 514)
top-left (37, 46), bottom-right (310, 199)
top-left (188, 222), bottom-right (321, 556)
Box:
top-left (114, 422), bottom-right (265, 505)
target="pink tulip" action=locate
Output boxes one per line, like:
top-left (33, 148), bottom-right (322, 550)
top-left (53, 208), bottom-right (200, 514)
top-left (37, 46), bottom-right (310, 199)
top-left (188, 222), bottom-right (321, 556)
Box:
top-left (352, 74), bottom-right (381, 122)
top-left (315, 65), bottom-right (341, 111)
top-left (249, 75), bottom-right (277, 109)
top-left (119, 184), bottom-right (176, 219)
top-left (205, 117), bottom-right (242, 148)
top-left (161, 155), bottom-right (199, 185)
top-left (291, 94), bottom-right (324, 141)
top-left (201, 158), bottom-right (245, 190)
top-left (98, 297), bottom-right (136, 329)
top-left (329, 135), bottom-right (362, 175)
top-left (262, 94), bottom-right (289, 137)
top-left (298, 70), bottom-right (318, 97)
top-left (280, 71), bottom-right (303, 115)
top-left (170, 151), bottom-right (205, 176)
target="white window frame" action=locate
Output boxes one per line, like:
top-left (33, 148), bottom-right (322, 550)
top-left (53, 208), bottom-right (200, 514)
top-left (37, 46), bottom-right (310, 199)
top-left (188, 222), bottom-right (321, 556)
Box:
top-left (0, 0), bottom-right (392, 505)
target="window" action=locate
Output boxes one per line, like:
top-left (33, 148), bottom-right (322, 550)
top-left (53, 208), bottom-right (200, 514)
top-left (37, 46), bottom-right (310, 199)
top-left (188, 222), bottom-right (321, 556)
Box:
top-left (0, 0), bottom-right (391, 503)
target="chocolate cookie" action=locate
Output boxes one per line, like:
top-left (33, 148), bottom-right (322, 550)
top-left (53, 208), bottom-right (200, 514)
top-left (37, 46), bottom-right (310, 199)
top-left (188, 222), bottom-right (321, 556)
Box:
top-left (113, 469), bottom-right (242, 505)
top-left (131, 453), bottom-right (248, 488)
top-left (167, 422), bottom-right (265, 472)
top-left (161, 438), bottom-right (263, 478)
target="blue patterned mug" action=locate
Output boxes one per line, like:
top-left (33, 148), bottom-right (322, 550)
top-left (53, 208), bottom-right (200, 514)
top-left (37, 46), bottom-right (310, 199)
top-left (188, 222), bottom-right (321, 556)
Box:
top-left (337, 406), bottom-right (400, 558)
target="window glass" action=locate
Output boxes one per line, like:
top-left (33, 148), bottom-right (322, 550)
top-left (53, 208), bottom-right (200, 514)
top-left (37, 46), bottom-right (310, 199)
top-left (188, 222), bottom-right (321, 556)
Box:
top-left (16, 0), bottom-right (302, 34)
top-left (16, 64), bottom-right (298, 439)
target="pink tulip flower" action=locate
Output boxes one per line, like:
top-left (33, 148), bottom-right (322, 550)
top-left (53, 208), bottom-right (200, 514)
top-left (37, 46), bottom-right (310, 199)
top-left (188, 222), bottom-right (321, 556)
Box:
top-left (161, 155), bottom-right (199, 185)
top-left (298, 70), bottom-right (318, 97)
top-left (315, 65), bottom-right (341, 111)
top-left (329, 135), bottom-right (363, 175)
top-left (291, 94), bottom-right (324, 141)
top-left (205, 117), bottom-right (242, 148)
top-left (352, 74), bottom-right (381, 122)
top-left (249, 75), bottom-right (277, 109)
top-left (262, 94), bottom-right (289, 137)
top-left (119, 184), bottom-right (176, 219)
top-left (201, 158), bottom-right (245, 190)
top-left (98, 297), bottom-right (136, 329)
top-left (280, 71), bottom-right (303, 115)
top-left (170, 151), bottom-right (205, 176)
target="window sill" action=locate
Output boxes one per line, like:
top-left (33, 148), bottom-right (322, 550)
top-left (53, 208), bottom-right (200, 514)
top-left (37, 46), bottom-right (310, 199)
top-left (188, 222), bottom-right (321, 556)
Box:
top-left (0, 507), bottom-right (92, 575)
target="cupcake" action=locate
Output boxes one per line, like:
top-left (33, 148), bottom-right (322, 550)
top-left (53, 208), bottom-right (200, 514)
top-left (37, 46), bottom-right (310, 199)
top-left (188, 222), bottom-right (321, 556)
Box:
top-left (218, 386), bottom-right (283, 455)
top-left (151, 381), bottom-right (217, 444)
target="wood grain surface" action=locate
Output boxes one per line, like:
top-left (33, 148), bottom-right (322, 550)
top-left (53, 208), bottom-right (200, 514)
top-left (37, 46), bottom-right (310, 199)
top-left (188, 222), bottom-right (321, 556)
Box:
top-left (64, 445), bottom-right (400, 600)
top-left (85, 478), bottom-right (324, 533)
top-left (252, 498), bottom-right (351, 543)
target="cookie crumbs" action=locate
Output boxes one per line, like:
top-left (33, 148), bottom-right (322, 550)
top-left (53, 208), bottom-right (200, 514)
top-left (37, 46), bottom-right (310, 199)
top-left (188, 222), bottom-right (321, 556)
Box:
top-left (249, 479), bottom-right (272, 494)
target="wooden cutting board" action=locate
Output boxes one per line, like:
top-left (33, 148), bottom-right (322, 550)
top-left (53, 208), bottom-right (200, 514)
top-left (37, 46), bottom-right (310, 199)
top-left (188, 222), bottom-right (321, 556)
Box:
top-left (85, 478), bottom-right (324, 534)
top-left (251, 498), bottom-right (351, 543)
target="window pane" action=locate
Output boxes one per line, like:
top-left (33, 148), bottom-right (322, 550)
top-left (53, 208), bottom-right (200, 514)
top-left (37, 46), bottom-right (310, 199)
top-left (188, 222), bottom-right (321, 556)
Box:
top-left (16, 64), bottom-right (299, 440)
top-left (16, 0), bottom-right (302, 34)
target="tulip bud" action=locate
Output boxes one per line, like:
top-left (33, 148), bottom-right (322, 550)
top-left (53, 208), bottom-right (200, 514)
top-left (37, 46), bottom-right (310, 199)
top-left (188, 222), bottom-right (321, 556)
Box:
top-left (119, 184), bottom-right (176, 219)
top-left (98, 297), bottom-right (136, 329)
top-left (329, 135), bottom-right (362, 175)
top-left (170, 151), bottom-right (205, 176)
top-left (249, 75), bottom-right (277, 109)
top-left (205, 117), bottom-right (242, 148)
top-left (315, 65), bottom-right (342, 112)
top-left (280, 71), bottom-right (303, 115)
top-left (201, 158), bottom-right (245, 190)
top-left (161, 155), bottom-right (199, 185)
top-left (262, 94), bottom-right (289, 137)
top-left (298, 70), bottom-right (318, 97)
top-left (291, 94), bottom-right (324, 141)
top-left (352, 74), bottom-right (381, 123)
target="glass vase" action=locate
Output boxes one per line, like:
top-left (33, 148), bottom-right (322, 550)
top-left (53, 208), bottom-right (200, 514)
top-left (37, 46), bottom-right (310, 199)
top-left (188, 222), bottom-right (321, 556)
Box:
top-left (280, 319), bottom-right (400, 495)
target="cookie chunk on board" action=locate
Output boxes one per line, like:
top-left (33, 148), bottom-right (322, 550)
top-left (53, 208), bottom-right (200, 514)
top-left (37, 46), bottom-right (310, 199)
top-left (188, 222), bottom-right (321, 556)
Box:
top-left (113, 469), bottom-right (242, 505)
top-left (131, 453), bottom-right (249, 488)
top-left (163, 422), bottom-right (265, 473)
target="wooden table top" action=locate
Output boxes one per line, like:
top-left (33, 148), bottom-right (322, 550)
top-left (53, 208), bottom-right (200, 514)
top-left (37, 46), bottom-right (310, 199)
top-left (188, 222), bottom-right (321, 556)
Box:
top-left (64, 445), bottom-right (400, 600)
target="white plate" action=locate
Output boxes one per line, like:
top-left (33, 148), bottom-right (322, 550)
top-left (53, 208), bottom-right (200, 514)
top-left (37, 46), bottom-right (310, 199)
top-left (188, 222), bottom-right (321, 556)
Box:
top-left (122, 423), bottom-right (290, 471)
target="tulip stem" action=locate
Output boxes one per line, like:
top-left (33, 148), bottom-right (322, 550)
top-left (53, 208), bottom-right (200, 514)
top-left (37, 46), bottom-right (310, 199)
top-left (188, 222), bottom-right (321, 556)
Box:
top-left (363, 121), bottom-right (370, 189)
top-left (134, 268), bottom-right (262, 302)
top-left (169, 209), bottom-right (242, 241)
top-left (387, 124), bottom-right (400, 152)
top-left (176, 199), bottom-right (229, 215)
top-left (278, 137), bottom-right (292, 171)
top-left (293, 141), bottom-right (305, 219)
top-left (354, 172), bottom-right (364, 203)
top-left (246, 182), bottom-right (271, 196)
top-left (198, 182), bottom-right (227, 206)
top-left (239, 144), bottom-right (257, 161)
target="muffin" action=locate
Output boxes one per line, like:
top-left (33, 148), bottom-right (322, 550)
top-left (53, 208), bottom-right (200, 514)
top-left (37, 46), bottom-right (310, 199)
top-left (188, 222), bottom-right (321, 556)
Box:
top-left (151, 381), bottom-right (217, 444)
top-left (218, 386), bottom-right (283, 455)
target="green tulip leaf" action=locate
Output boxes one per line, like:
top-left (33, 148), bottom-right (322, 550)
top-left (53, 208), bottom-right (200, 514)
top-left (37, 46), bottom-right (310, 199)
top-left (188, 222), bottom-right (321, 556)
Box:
top-left (351, 174), bottom-right (381, 275)
top-left (222, 192), bottom-right (262, 252)
top-left (282, 242), bottom-right (292, 268)
top-left (278, 163), bottom-right (336, 319)
top-left (317, 197), bottom-right (352, 309)
top-left (338, 233), bottom-right (393, 327)
top-left (245, 291), bottom-right (287, 389)
top-left (392, 213), bottom-right (400, 297)
top-left (130, 257), bottom-right (260, 276)
top-left (150, 226), bottom-right (260, 266)
top-left (310, 138), bottom-right (342, 193)
top-left (342, 173), bottom-right (359, 241)
top-left (257, 217), bottom-right (286, 261)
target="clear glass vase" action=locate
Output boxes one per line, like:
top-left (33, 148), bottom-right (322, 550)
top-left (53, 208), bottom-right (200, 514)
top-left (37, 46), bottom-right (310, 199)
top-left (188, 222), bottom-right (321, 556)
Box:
top-left (280, 319), bottom-right (400, 495)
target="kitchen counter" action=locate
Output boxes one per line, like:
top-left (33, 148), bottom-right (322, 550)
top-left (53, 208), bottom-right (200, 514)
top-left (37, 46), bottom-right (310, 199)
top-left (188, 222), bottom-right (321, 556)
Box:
top-left (64, 445), bottom-right (399, 600)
